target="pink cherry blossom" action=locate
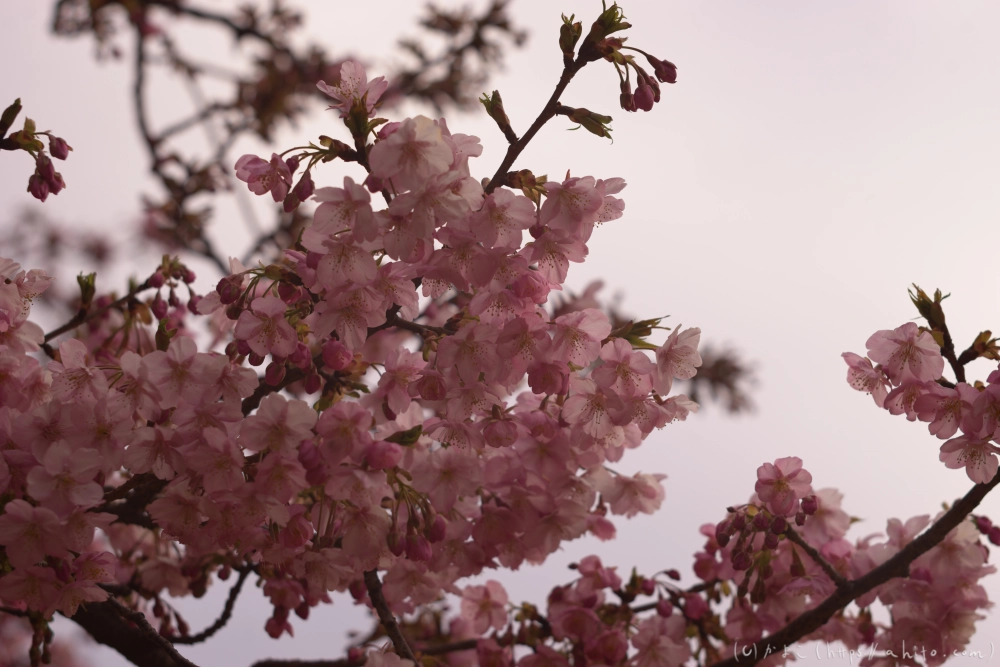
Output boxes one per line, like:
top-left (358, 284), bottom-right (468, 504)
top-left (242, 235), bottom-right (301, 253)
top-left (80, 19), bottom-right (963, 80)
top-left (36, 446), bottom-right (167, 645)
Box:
top-left (866, 322), bottom-right (945, 384)
top-left (593, 338), bottom-right (655, 397)
top-left (0, 499), bottom-right (66, 567)
top-left (316, 60), bottom-right (388, 118)
top-left (652, 326), bottom-right (701, 396)
top-left (235, 295), bottom-right (298, 358)
top-left (842, 352), bottom-right (890, 408)
top-left (755, 456), bottom-right (813, 516)
top-left (240, 393), bottom-right (318, 455)
top-left (550, 309), bottom-right (612, 367)
top-left (461, 580), bottom-right (509, 634)
top-left (369, 116), bottom-right (454, 192)
top-left (235, 153), bottom-right (293, 202)
top-left (939, 434), bottom-right (1000, 484)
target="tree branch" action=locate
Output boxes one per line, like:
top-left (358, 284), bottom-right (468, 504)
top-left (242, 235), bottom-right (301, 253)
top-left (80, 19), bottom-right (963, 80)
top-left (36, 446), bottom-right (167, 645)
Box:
top-left (72, 599), bottom-right (200, 667)
top-left (483, 58), bottom-right (587, 194)
top-left (363, 569), bottom-right (416, 662)
top-left (709, 472), bottom-right (1000, 667)
top-left (42, 279), bottom-right (152, 344)
top-left (784, 527), bottom-right (849, 588)
top-left (171, 567), bottom-right (251, 645)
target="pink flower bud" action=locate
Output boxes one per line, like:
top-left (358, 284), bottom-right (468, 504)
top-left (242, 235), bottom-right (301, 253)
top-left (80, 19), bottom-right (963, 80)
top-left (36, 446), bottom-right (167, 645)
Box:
top-left (183, 269), bottom-right (196, 284)
top-left (406, 534), bottom-right (433, 562)
top-left (49, 136), bottom-right (72, 160)
top-left (285, 155), bottom-right (300, 173)
top-left (976, 515), bottom-right (993, 534)
top-left (187, 295), bottom-right (201, 313)
top-left (363, 173), bottom-right (384, 193)
top-left (640, 578), bottom-right (656, 596)
top-left (292, 171), bottom-right (315, 201)
top-left (770, 516), bottom-right (787, 534)
top-left (277, 281), bottom-right (299, 303)
top-left (349, 579), bottom-right (367, 602)
top-left (27, 174), bottom-right (49, 202)
top-left (248, 351), bottom-right (265, 367)
top-left (236, 339), bottom-right (251, 356)
top-left (387, 530), bottom-right (404, 557)
top-left (365, 440), bottom-right (403, 470)
top-left (731, 513), bottom-right (747, 531)
top-left (289, 342), bottom-right (312, 370)
top-left (321, 340), bottom-right (352, 370)
top-left (265, 361), bottom-right (287, 386)
top-left (795, 511), bottom-right (807, 526)
top-left (619, 81), bottom-right (636, 112)
top-left (303, 372), bottom-right (322, 394)
top-left (731, 550), bottom-right (751, 571)
top-left (763, 532), bottom-right (779, 550)
top-left (801, 495), bottom-right (818, 515)
top-left (426, 515), bottom-right (447, 543)
top-left (644, 54), bottom-right (678, 84)
top-left (752, 512), bottom-right (770, 530)
top-left (149, 271), bottom-right (165, 288)
top-left (279, 513), bottom-right (314, 549)
top-left (295, 603), bottom-right (310, 620)
top-left (217, 276), bottom-right (242, 305)
top-left (989, 526), bottom-right (1000, 546)
top-left (151, 293), bottom-right (168, 319)
top-left (666, 569), bottom-right (681, 581)
top-left (683, 594), bottom-right (708, 621)
top-left (634, 82), bottom-right (654, 111)
top-left (655, 599), bottom-right (673, 617)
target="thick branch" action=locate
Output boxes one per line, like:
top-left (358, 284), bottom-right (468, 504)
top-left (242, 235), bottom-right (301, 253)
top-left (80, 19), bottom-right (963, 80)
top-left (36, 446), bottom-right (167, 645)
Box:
top-left (72, 600), bottom-right (200, 667)
top-left (171, 567), bottom-right (251, 644)
top-left (363, 569), bottom-right (416, 661)
top-left (709, 472), bottom-right (1000, 667)
top-left (483, 59), bottom-right (586, 194)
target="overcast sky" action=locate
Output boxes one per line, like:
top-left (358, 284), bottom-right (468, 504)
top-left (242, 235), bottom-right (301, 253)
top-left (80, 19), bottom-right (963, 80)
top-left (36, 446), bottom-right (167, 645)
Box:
top-left (3, 1), bottom-right (1000, 665)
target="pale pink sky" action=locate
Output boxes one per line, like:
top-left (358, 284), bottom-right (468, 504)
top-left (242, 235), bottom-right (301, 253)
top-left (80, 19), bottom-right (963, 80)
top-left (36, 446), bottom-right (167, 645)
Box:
top-left (2, 1), bottom-right (1000, 665)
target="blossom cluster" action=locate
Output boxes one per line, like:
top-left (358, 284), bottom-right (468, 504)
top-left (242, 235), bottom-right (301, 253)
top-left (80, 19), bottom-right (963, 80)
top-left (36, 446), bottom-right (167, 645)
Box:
top-left (0, 59), bottom-right (702, 648)
top-left (687, 458), bottom-right (995, 667)
top-left (844, 322), bottom-right (1000, 483)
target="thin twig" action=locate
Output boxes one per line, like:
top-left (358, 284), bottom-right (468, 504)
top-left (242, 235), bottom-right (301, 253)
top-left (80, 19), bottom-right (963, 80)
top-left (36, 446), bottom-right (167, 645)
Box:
top-left (784, 527), bottom-right (849, 588)
top-left (363, 569), bottom-right (416, 662)
top-left (43, 279), bottom-right (152, 344)
top-left (171, 567), bottom-right (251, 644)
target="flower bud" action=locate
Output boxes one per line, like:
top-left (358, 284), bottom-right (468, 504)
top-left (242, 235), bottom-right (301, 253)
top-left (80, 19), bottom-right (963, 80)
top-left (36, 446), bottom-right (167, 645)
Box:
top-left (303, 372), bottom-right (322, 394)
top-left (149, 270), bottom-right (165, 288)
top-left (295, 603), bottom-right (310, 620)
top-left (801, 495), bottom-right (818, 515)
top-left (989, 526), bottom-right (1000, 546)
top-left (285, 155), bottom-right (300, 173)
top-left (763, 532), bottom-right (779, 550)
top-left (426, 515), bottom-right (447, 543)
top-left (640, 578), bottom-right (656, 596)
top-left (265, 361), bottom-right (286, 386)
top-left (405, 534), bottom-right (433, 562)
top-left (644, 54), bottom-right (678, 84)
top-left (976, 515), bottom-right (993, 534)
top-left (217, 276), bottom-right (242, 305)
top-left (731, 550), bottom-right (751, 571)
top-left (248, 351), bottom-right (265, 367)
top-left (753, 512), bottom-right (770, 531)
top-left (731, 513), bottom-right (747, 531)
top-left (634, 82), bottom-right (654, 112)
top-left (666, 569), bottom-right (680, 581)
top-left (151, 293), bottom-right (168, 319)
top-left (655, 598), bottom-right (673, 617)
top-left (387, 530), bottom-right (404, 556)
top-left (770, 516), bottom-right (787, 535)
top-left (236, 339), bottom-right (252, 356)
top-left (27, 174), bottom-right (49, 202)
top-left (795, 511), bottom-right (807, 526)
top-left (321, 339), bottom-right (352, 371)
top-left (363, 173), bottom-right (384, 193)
top-left (293, 171), bottom-right (314, 201)
top-left (187, 295), bottom-right (201, 313)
